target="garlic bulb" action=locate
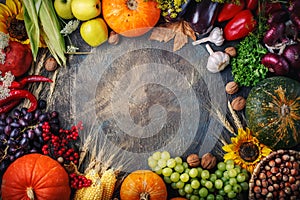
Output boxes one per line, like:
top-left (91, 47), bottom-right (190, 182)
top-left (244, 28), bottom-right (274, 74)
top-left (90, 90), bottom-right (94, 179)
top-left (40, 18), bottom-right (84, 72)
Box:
top-left (192, 27), bottom-right (225, 47)
top-left (205, 44), bottom-right (230, 73)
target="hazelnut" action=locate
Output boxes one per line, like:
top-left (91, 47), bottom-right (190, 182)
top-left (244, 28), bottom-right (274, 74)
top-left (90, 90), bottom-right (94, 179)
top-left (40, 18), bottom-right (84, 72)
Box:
top-left (231, 96), bottom-right (246, 111)
top-left (225, 46), bottom-right (237, 57)
top-left (186, 154), bottom-right (200, 167)
top-left (225, 81), bottom-right (239, 95)
top-left (108, 31), bottom-right (119, 45)
top-left (201, 152), bottom-right (217, 169)
top-left (44, 57), bottom-right (58, 72)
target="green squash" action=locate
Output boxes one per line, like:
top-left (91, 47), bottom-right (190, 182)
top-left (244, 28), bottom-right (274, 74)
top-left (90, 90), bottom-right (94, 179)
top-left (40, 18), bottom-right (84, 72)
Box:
top-left (245, 76), bottom-right (300, 150)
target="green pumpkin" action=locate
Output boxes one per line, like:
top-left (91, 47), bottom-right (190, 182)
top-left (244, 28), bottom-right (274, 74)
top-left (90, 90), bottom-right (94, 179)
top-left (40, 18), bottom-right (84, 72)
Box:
top-left (245, 76), bottom-right (300, 150)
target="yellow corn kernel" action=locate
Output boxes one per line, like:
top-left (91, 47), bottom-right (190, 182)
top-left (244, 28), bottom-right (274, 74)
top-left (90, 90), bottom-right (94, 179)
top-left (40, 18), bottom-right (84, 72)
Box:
top-left (99, 169), bottom-right (117, 200)
top-left (74, 169), bottom-right (102, 200)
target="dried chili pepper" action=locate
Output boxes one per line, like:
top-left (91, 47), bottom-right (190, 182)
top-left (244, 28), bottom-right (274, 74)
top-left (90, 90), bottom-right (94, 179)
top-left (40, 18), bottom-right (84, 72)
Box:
top-left (18, 75), bottom-right (53, 87)
top-left (217, 0), bottom-right (245, 22)
top-left (0, 90), bottom-right (38, 112)
top-left (0, 100), bottom-right (21, 114)
top-left (224, 9), bottom-right (257, 41)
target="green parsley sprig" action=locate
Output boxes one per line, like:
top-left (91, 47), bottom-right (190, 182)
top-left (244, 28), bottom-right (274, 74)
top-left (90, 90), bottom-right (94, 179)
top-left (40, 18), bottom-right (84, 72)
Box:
top-left (231, 34), bottom-right (268, 87)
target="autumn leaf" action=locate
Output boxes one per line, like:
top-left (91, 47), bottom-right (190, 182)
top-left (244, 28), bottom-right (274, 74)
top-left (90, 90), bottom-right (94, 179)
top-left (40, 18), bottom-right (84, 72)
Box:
top-left (149, 20), bottom-right (196, 51)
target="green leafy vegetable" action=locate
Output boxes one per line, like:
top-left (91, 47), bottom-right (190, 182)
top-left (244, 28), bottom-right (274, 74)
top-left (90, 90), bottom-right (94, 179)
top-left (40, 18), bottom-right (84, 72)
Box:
top-left (231, 33), bottom-right (268, 87)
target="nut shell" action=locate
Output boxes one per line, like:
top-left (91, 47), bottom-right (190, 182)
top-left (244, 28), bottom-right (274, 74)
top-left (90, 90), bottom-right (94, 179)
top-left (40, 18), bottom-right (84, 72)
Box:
top-left (201, 153), bottom-right (217, 169)
top-left (231, 96), bottom-right (246, 111)
top-left (225, 46), bottom-right (237, 57)
top-left (187, 154), bottom-right (200, 167)
top-left (225, 81), bottom-right (239, 94)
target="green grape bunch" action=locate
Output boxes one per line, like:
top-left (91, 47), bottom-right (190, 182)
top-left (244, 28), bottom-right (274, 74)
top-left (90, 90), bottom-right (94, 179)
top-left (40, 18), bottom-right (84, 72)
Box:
top-left (148, 151), bottom-right (250, 200)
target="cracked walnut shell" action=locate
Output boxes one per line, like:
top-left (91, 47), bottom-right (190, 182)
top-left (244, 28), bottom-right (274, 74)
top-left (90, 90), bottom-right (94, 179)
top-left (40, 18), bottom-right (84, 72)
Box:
top-left (187, 154), bottom-right (201, 167)
top-left (231, 96), bottom-right (246, 111)
top-left (225, 81), bottom-right (239, 94)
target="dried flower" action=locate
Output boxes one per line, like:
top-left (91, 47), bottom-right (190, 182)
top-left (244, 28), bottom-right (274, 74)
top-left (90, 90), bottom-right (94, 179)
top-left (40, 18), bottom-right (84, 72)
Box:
top-left (0, 32), bottom-right (9, 49)
top-left (0, 71), bottom-right (14, 100)
top-left (67, 45), bottom-right (79, 53)
top-left (60, 20), bottom-right (80, 36)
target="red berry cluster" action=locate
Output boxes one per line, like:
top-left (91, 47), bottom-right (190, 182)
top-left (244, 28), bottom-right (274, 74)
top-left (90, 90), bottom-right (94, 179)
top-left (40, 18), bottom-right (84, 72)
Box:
top-left (69, 173), bottom-right (92, 189)
top-left (41, 121), bottom-right (83, 165)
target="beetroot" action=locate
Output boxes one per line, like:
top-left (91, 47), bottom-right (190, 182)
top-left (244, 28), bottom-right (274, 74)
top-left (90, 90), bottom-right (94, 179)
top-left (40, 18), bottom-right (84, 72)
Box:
top-left (0, 41), bottom-right (33, 77)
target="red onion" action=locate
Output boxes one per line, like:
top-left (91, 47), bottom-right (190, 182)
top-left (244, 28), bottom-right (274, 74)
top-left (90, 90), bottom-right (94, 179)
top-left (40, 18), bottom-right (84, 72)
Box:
top-left (267, 10), bottom-right (289, 25)
top-left (263, 23), bottom-right (286, 46)
top-left (282, 43), bottom-right (300, 70)
top-left (261, 53), bottom-right (290, 75)
top-left (290, 12), bottom-right (300, 31)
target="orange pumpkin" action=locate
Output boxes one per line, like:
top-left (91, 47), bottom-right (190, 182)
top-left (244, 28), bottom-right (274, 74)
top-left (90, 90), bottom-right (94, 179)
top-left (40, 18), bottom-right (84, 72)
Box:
top-left (102, 0), bottom-right (161, 37)
top-left (120, 170), bottom-right (167, 200)
top-left (1, 153), bottom-right (71, 200)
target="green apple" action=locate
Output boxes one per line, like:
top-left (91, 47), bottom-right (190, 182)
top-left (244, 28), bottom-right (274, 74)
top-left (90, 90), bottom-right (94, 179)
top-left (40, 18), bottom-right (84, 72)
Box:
top-left (54, 0), bottom-right (74, 20)
top-left (80, 18), bottom-right (108, 47)
top-left (71, 0), bottom-right (101, 21)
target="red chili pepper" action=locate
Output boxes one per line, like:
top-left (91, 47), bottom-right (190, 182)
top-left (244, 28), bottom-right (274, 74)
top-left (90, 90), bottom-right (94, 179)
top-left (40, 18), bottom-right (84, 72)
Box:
top-left (246, 0), bottom-right (258, 10)
top-left (217, 0), bottom-right (245, 22)
top-left (0, 90), bottom-right (38, 112)
top-left (18, 75), bottom-right (53, 87)
top-left (0, 100), bottom-right (21, 114)
top-left (224, 9), bottom-right (257, 41)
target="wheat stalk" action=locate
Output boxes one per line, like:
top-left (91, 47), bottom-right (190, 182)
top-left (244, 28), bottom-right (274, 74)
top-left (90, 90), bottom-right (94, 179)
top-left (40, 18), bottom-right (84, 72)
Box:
top-left (227, 101), bottom-right (243, 130)
top-left (215, 108), bottom-right (236, 135)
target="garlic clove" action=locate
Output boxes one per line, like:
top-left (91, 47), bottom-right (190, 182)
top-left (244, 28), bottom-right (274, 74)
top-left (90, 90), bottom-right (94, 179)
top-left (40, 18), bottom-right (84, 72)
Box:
top-left (192, 27), bottom-right (224, 46)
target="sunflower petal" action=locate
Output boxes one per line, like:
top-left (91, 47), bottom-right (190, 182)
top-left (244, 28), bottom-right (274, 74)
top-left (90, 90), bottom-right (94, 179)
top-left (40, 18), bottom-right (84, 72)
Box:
top-left (0, 6), bottom-right (10, 18)
top-left (0, 22), bottom-right (8, 33)
top-left (222, 144), bottom-right (235, 152)
top-left (6, 0), bottom-right (18, 15)
top-left (0, 4), bottom-right (12, 16)
top-left (224, 152), bottom-right (238, 160)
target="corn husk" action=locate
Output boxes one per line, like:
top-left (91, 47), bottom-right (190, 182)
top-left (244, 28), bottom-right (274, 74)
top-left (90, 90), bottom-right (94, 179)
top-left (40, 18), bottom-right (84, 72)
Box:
top-left (23, 0), bottom-right (66, 66)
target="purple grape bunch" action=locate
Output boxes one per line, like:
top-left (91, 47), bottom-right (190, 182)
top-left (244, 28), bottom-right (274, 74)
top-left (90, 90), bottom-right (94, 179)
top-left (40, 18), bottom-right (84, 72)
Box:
top-left (0, 100), bottom-right (61, 172)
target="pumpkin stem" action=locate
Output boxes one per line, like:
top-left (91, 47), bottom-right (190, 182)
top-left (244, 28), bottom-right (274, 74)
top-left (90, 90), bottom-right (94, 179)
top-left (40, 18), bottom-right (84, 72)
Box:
top-left (140, 193), bottom-right (150, 200)
top-left (281, 104), bottom-right (290, 116)
top-left (26, 187), bottom-right (35, 200)
top-left (127, 0), bottom-right (138, 10)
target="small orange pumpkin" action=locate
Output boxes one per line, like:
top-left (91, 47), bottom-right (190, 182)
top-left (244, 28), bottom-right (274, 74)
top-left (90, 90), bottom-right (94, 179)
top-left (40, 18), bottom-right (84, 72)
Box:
top-left (120, 170), bottom-right (167, 200)
top-left (1, 153), bottom-right (71, 200)
top-left (102, 0), bottom-right (161, 37)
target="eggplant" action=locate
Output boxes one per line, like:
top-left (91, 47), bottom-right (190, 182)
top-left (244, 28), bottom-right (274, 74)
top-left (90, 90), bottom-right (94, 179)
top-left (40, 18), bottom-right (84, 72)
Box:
top-left (184, 0), bottom-right (220, 36)
top-left (163, 0), bottom-right (192, 22)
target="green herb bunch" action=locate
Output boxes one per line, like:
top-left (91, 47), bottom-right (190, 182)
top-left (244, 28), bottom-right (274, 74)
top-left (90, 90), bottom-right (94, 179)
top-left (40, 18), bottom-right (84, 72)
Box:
top-left (231, 34), bottom-right (268, 87)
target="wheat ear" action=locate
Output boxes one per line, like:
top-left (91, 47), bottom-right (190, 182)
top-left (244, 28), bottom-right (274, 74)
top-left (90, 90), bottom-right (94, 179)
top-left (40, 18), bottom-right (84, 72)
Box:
top-left (227, 101), bottom-right (243, 130)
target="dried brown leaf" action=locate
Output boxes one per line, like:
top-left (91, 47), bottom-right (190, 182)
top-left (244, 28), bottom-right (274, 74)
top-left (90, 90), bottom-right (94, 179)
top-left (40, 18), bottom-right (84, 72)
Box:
top-left (149, 20), bottom-right (196, 51)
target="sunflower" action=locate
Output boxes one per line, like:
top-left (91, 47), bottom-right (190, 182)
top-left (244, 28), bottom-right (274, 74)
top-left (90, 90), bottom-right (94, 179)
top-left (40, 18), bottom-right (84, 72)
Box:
top-left (222, 128), bottom-right (272, 173)
top-left (0, 0), bottom-right (29, 43)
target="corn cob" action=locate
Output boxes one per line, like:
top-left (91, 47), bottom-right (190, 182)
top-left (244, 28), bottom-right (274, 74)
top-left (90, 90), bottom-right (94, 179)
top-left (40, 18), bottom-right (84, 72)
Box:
top-left (99, 169), bottom-right (117, 200)
top-left (74, 169), bottom-right (102, 200)
top-left (74, 169), bottom-right (117, 200)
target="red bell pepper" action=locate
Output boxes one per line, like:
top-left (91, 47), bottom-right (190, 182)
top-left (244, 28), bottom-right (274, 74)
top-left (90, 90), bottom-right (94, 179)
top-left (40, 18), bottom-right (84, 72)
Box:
top-left (217, 0), bottom-right (245, 22)
top-left (224, 9), bottom-right (257, 41)
top-left (246, 0), bottom-right (258, 10)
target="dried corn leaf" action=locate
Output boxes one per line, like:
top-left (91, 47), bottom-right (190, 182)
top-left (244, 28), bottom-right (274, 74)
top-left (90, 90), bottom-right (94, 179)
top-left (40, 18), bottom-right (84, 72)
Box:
top-left (38, 0), bottom-right (66, 66)
top-left (149, 20), bottom-right (196, 51)
top-left (23, 0), bottom-right (66, 66)
top-left (23, 0), bottom-right (40, 60)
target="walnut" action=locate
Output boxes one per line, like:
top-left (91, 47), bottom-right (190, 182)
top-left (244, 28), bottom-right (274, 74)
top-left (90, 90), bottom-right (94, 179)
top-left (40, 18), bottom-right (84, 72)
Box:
top-left (201, 153), bottom-right (217, 169)
top-left (44, 57), bottom-right (58, 72)
top-left (225, 81), bottom-right (239, 94)
top-left (108, 31), bottom-right (119, 45)
top-left (231, 96), bottom-right (246, 111)
top-left (225, 46), bottom-right (237, 57)
top-left (187, 154), bottom-right (201, 167)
